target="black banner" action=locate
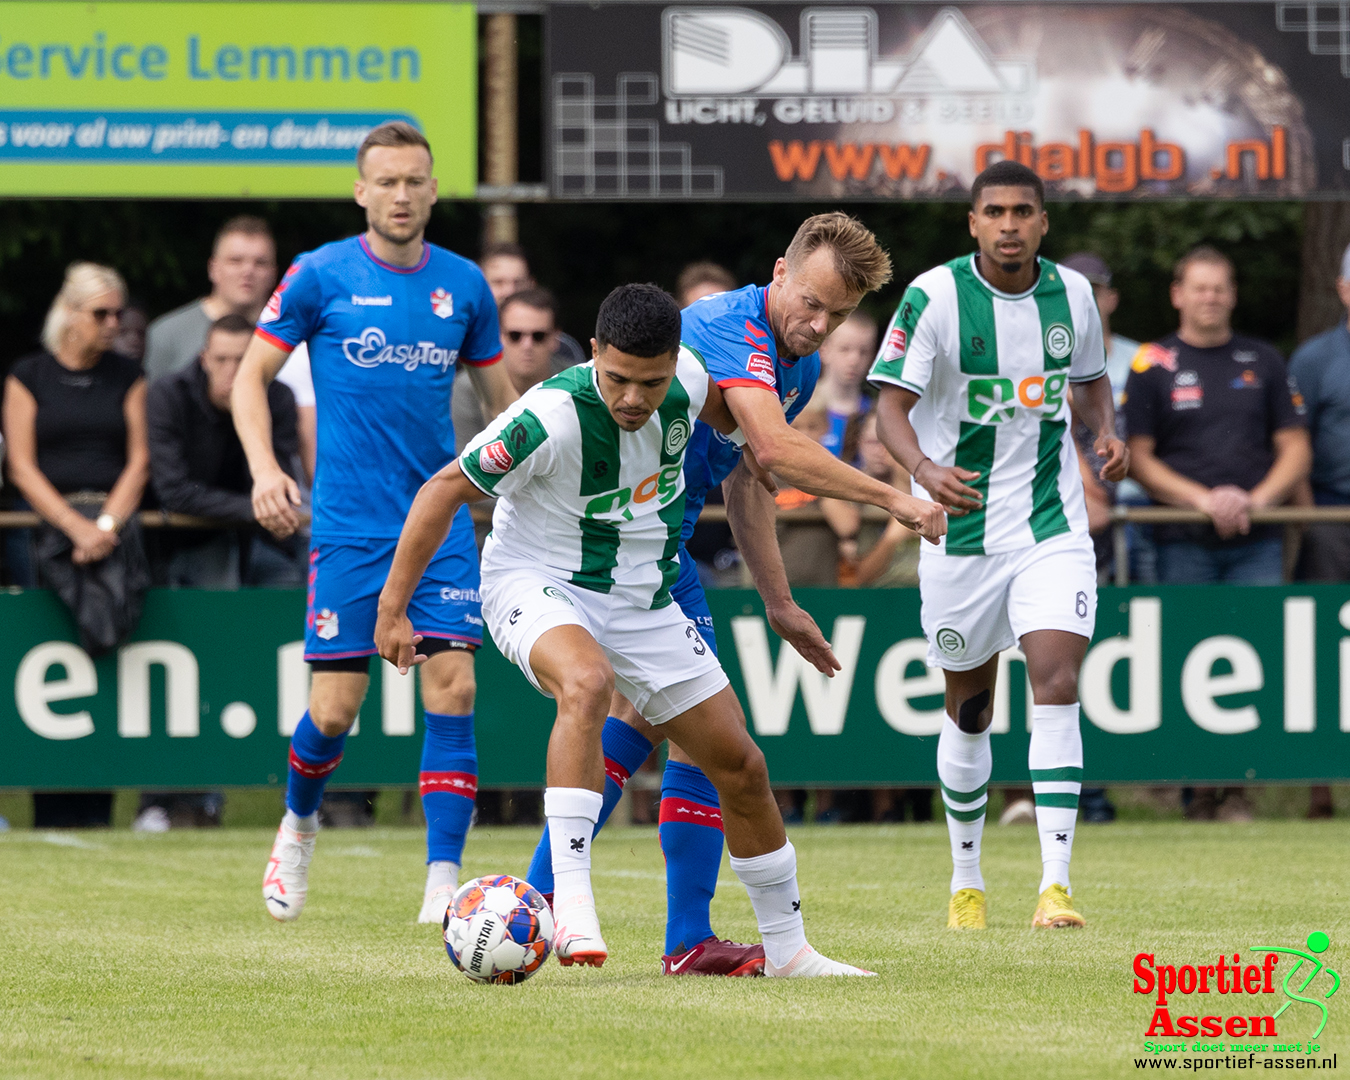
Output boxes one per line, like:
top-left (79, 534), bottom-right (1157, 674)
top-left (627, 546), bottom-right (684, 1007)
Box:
top-left (546, 2), bottom-right (1350, 199)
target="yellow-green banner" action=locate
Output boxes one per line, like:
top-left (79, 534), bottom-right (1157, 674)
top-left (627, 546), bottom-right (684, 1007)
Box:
top-left (0, 1), bottom-right (476, 197)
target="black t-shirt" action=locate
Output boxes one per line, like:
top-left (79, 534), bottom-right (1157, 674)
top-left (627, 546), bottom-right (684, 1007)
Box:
top-left (1122, 332), bottom-right (1305, 544)
top-left (9, 350), bottom-right (141, 494)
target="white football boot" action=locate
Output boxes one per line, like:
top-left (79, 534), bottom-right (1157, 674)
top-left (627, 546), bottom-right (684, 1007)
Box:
top-left (765, 944), bottom-right (876, 977)
top-left (552, 897), bottom-right (608, 968)
top-left (417, 861), bottom-right (460, 924)
top-left (263, 822), bottom-right (317, 922)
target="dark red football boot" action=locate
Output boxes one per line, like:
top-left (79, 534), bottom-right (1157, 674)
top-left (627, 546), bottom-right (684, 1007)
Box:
top-left (661, 937), bottom-right (765, 977)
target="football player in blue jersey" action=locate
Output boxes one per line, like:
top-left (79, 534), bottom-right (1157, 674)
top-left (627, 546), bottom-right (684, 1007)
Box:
top-left (232, 122), bottom-right (518, 924)
top-left (524, 212), bottom-right (944, 974)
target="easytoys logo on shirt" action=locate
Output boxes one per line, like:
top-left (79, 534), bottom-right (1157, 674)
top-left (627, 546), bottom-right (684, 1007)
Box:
top-left (341, 327), bottom-right (459, 373)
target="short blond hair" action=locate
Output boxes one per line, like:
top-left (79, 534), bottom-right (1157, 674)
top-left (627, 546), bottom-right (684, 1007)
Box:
top-left (357, 120), bottom-right (432, 173)
top-left (42, 262), bottom-right (126, 354)
top-left (785, 212), bottom-right (892, 295)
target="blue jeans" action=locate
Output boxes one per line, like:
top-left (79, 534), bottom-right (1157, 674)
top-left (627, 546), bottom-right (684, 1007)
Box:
top-left (1155, 537), bottom-right (1284, 584)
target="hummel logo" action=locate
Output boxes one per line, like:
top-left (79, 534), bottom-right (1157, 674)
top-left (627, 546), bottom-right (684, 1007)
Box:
top-left (792, 900), bottom-right (801, 912)
top-left (1055, 833), bottom-right (1069, 842)
top-left (570, 838), bottom-right (585, 852)
top-left (961, 841), bottom-right (974, 850)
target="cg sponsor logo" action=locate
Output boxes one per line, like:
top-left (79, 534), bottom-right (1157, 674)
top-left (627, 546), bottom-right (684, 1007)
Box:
top-left (1044, 321), bottom-right (1074, 360)
top-left (967, 373), bottom-right (1068, 423)
top-left (583, 465), bottom-right (683, 520)
top-left (341, 327), bottom-right (459, 373)
top-left (934, 627), bottom-right (965, 657)
top-left (542, 586), bottom-right (573, 605)
top-left (664, 417), bottom-right (691, 456)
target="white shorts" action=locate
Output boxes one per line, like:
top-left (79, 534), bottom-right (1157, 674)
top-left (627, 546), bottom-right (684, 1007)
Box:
top-left (481, 565), bottom-right (729, 725)
top-left (919, 531), bottom-right (1098, 671)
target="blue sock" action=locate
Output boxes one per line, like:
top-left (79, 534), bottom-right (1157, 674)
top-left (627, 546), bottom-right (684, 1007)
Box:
top-left (525, 717), bottom-right (654, 895)
top-left (659, 760), bottom-right (723, 955)
top-left (420, 712), bottom-right (478, 865)
top-left (286, 712), bottom-right (346, 817)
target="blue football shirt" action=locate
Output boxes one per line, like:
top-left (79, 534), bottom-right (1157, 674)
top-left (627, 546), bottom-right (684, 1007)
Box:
top-left (679, 284), bottom-right (820, 542)
top-left (257, 235), bottom-right (502, 539)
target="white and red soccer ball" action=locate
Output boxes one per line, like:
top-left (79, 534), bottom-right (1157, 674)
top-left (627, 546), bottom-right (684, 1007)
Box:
top-left (443, 874), bottom-right (553, 984)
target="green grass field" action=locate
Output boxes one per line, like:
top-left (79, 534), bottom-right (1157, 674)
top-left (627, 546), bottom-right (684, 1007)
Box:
top-left (2, 819), bottom-right (1347, 1079)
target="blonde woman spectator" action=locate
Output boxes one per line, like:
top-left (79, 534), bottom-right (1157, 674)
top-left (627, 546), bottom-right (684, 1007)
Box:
top-left (3, 262), bottom-right (150, 829)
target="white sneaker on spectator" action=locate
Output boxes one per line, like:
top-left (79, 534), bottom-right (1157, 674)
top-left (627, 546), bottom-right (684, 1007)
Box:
top-left (263, 822), bottom-right (317, 921)
top-left (132, 806), bottom-right (171, 833)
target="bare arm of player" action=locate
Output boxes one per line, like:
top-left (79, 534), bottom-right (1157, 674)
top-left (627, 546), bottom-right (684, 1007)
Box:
top-left (376, 461), bottom-right (489, 674)
top-left (1071, 374), bottom-right (1128, 483)
top-left (231, 334), bottom-right (301, 540)
top-left (874, 385), bottom-right (982, 516)
top-left (723, 456), bottom-right (840, 677)
top-left (696, 378), bottom-right (776, 495)
top-left (724, 384), bottom-right (946, 542)
top-left (465, 357), bottom-right (519, 421)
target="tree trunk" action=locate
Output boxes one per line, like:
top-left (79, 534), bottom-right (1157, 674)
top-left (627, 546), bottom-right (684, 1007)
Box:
top-left (1297, 202), bottom-right (1350, 344)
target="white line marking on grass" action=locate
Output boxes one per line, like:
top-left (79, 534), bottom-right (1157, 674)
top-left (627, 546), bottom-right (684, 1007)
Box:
top-left (329, 845), bottom-right (381, 857)
top-left (37, 833), bottom-right (105, 850)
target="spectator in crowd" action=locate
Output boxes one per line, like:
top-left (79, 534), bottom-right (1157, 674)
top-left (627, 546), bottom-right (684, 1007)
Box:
top-left (147, 313), bottom-right (302, 589)
top-left (3, 262), bottom-right (149, 829)
top-left (675, 260), bottom-right (737, 307)
top-left (1062, 252), bottom-right (1152, 585)
top-left (476, 241), bottom-right (587, 364)
top-left (453, 287), bottom-right (577, 454)
top-left (1287, 241), bottom-right (1350, 819)
top-left (111, 301), bottom-right (148, 365)
top-left (1125, 245), bottom-right (1310, 823)
top-left (143, 216), bottom-right (277, 381)
top-left (815, 310), bottom-right (876, 463)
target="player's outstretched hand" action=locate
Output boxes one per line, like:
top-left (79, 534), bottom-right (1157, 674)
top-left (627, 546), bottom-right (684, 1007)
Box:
top-left (894, 494), bottom-right (947, 545)
top-left (913, 460), bottom-right (982, 515)
top-left (252, 466), bottom-right (302, 539)
top-left (1095, 433), bottom-right (1129, 484)
top-left (375, 608), bottom-right (428, 674)
top-left (767, 602), bottom-right (840, 676)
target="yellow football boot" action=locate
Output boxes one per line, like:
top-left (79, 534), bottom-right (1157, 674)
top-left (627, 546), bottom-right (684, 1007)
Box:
top-left (947, 888), bottom-right (987, 929)
top-left (1032, 883), bottom-right (1085, 928)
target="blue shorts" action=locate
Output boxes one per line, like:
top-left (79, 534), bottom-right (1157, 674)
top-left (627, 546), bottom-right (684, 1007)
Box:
top-left (670, 547), bottom-right (717, 657)
top-left (304, 507), bottom-right (482, 661)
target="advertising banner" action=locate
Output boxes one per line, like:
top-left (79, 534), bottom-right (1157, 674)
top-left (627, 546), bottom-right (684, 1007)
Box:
top-left (547, 2), bottom-right (1349, 200)
top-left (0, 2), bottom-right (476, 197)
top-left (2, 585), bottom-right (1349, 789)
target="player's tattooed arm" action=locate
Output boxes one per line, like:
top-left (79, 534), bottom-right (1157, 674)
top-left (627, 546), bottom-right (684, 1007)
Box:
top-left (1071, 374), bottom-right (1128, 483)
top-left (466, 356), bottom-right (520, 421)
top-left (875, 386), bottom-right (982, 516)
top-left (723, 456), bottom-right (840, 677)
top-left (376, 461), bottom-right (489, 673)
top-left (232, 334), bottom-right (302, 539)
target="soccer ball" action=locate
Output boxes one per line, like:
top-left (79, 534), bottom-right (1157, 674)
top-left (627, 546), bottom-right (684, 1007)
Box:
top-left (443, 874), bottom-right (554, 984)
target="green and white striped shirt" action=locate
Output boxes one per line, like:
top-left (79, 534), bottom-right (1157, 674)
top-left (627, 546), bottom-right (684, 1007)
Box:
top-left (869, 255), bottom-right (1107, 556)
top-left (459, 349), bottom-right (708, 609)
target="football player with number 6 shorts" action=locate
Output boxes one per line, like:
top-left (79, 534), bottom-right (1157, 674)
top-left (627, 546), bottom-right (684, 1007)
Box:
top-left (870, 161), bottom-right (1129, 932)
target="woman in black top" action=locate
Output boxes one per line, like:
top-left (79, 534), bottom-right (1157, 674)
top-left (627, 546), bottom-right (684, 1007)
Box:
top-left (4, 262), bottom-right (148, 563)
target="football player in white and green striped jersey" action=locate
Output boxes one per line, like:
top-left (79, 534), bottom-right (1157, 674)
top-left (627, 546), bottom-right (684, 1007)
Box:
top-left (377, 284), bottom-right (886, 976)
top-left (870, 161), bottom-right (1129, 933)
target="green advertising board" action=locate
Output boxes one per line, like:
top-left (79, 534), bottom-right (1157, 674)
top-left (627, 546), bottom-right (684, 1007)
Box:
top-left (2, 585), bottom-right (1349, 790)
top-left (0, 2), bottom-right (476, 197)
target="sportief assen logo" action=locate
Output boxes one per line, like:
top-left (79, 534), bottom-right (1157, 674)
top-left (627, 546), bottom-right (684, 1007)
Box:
top-left (1134, 933), bottom-right (1339, 1065)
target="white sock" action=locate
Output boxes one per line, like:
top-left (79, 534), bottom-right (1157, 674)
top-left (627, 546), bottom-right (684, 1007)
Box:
top-left (282, 809), bottom-right (318, 833)
top-left (937, 717), bottom-right (991, 893)
top-left (729, 841), bottom-right (807, 969)
top-left (425, 860), bottom-right (459, 893)
top-left (544, 787), bottom-right (604, 919)
top-left (1029, 703), bottom-right (1083, 893)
